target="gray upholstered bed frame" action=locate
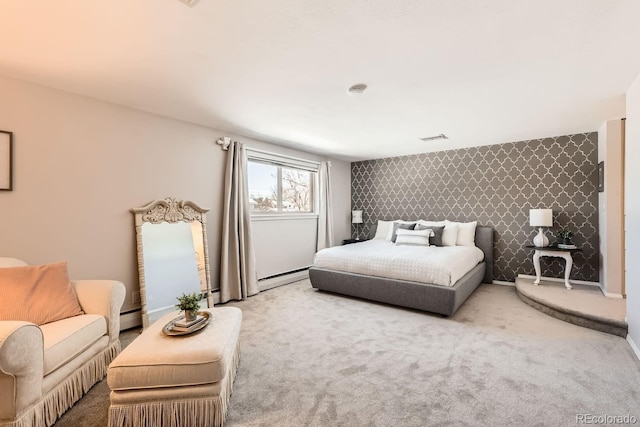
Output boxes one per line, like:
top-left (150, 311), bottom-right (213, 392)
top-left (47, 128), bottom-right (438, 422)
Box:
top-left (309, 226), bottom-right (494, 316)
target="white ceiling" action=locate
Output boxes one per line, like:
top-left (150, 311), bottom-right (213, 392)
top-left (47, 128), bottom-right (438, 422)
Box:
top-left (1, 1), bottom-right (639, 161)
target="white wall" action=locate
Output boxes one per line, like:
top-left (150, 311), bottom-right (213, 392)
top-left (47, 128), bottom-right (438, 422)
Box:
top-left (252, 218), bottom-right (318, 279)
top-left (598, 119), bottom-right (625, 297)
top-left (0, 75), bottom-right (350, 313)
top-left (625, 73), bottom-right (640, 357)
top-left (329, 161), bottom-right (352, 241)
top-left (598, 122), bottom-right (607, 288)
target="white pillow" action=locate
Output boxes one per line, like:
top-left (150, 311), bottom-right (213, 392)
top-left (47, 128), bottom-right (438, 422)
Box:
top-left (458, 221), bottom-right (478, 246)
top-left (373, 220), bottom-right (395, 240)
top-left (394, 228), bottom-right (433, 246)
top-left (444, 220), bottom-right (478, 246)
top-left (441, 221), bottom-right (459, 246)
top-left (385, 220), bottom-right (417, 241)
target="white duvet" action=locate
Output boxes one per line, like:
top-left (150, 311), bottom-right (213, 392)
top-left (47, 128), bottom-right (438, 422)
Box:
top-left (313, 240), bottom-right (484, 287)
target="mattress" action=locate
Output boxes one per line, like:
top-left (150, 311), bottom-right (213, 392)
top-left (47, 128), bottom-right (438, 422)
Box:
top-left (312, 240), bottom-right (485, 287)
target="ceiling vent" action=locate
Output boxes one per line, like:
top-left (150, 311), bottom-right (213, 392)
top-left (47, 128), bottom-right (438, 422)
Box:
top-left (419, 134), bottom-right (449, 142)
top-left (347, 84), bottom-right (367, 95)
top-left (178, 0), bottom-right (201, 6)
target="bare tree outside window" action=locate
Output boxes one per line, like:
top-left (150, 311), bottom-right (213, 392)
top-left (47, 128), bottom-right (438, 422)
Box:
top-left (248, 160), bottom-right (314, 214)
top-left (281, 168), bottom-right (311, 211)
top-left (250, 196), bottom-right (276, 211)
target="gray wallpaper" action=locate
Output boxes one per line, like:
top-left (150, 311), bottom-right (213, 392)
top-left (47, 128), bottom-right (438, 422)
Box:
top-left (351, 133), bottom-right (599, 282)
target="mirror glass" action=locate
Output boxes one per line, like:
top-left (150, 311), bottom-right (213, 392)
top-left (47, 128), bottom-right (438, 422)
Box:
top-left (132, 198), bottom-right (211, 328)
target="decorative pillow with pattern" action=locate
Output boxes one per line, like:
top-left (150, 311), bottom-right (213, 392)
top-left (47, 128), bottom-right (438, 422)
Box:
top-left (395, 228), bottom-right (434, 246)
top-left (385, 220), bottom-right (417, 241)
top-left (390, 222), bottom-right (416, 243)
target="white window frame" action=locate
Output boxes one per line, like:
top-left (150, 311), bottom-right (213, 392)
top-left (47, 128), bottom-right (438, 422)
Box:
top-left (246, 148), bottom-right (320, 220)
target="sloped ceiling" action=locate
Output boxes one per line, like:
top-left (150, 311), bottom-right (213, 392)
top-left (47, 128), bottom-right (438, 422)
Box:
top-left (1, 0), bottom-right (639, 161)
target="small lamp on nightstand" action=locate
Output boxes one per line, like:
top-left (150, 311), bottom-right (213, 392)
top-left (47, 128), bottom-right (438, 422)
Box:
top-left (352, 210), bottom-right (363, 240)
top-left (529, 208), bottom-right (553, 247)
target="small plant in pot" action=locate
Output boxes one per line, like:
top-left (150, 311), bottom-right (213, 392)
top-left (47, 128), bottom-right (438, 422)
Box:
top-left (555, 228), bottom-right (574, 245)
top-left (175, 292), bottom-right (203, 322)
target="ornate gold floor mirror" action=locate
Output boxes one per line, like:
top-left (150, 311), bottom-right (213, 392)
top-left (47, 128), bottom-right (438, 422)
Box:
top-left (132, 197), bottom-right (212, 328)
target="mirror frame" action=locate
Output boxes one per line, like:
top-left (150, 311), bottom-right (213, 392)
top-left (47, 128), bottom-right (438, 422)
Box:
top-left (132, 197), bottom-right (212, 328)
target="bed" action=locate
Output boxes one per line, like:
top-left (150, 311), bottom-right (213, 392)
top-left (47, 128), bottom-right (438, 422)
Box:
top-left (309, 225), bottom-right (494, 316)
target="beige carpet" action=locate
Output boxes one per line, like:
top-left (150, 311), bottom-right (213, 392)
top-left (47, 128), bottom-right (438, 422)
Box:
top-left (55, 280), bottom-right (640, 426)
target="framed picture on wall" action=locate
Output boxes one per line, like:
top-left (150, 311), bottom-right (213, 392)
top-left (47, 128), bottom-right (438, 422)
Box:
top-left (598, 161), bottom-right (604, 193)
top-left (0, 130), bottom-right (12, 191)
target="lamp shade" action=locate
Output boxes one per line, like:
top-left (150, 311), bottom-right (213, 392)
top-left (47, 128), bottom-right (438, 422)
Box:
top-left (351, 210), bottom-right (363, 224)
top-left (529, 209), bottom-right (552, 227)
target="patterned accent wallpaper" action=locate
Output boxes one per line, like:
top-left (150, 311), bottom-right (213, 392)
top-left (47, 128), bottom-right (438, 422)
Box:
top-left (351, 133), bottom-right (599, 282)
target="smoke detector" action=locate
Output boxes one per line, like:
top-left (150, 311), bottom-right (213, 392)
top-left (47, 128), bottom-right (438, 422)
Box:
top-left (179, 0), bottom-right (201, 6)
top-left (348, 83), bottom-right (368, 95)
top-left (420, 134), bottom-right (449, 142)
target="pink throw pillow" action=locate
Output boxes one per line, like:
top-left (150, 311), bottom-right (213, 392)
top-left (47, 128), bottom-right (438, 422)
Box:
top-left (0, 261), bottom-right (84, 325)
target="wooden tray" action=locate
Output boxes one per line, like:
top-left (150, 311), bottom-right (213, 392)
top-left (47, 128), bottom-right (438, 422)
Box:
top-left (162, 311), bottom-right (210, 336)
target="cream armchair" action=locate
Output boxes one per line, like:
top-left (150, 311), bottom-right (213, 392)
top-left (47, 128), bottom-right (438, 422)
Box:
top-left (0, 257), bottom-right (126, 427)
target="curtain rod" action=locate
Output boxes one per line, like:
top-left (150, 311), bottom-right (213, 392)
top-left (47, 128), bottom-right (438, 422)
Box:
top-left (246, 147), bottom-right (322, 166)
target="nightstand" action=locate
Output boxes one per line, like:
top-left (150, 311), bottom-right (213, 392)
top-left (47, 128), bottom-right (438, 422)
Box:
top-left (343, 238), bottom-right (366, 245)
top-left (525, 245), bottom-right (582, 290)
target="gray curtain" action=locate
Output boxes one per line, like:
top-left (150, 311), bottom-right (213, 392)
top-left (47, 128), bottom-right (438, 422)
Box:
top-left (220, 140), bottom-right (259, 302)
top-left (317, 161), bottom-right (334, 251)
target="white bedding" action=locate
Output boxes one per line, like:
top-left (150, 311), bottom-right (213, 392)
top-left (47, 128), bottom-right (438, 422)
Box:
top-left (313, 240), bottom-right (484, 287)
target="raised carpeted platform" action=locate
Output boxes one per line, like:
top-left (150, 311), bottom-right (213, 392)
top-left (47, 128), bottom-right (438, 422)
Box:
top-left (515, 277), bottom-right (627, 337)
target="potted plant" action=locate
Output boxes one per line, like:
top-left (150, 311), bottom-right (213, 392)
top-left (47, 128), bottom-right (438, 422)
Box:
top-left (175, 292), bottom-right (203, 322)
top-left (555, 228), bottom-right (574, 245)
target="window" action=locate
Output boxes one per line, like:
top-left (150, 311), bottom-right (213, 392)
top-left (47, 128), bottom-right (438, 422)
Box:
top-left (247, 150), bottom-right (317, 215)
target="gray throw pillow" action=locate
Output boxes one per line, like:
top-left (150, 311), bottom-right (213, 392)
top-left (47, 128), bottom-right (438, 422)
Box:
top-left (391, 223), bottom-right (416, 243)
top-left (416, 224), bottom-right (445, 246)
top-left (368, 223), bottom-right (378, 240)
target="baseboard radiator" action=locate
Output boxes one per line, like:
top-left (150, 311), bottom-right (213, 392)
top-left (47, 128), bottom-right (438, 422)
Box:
top-left (258, 267), bottom-right (310, 291)
top-left (119, 270), bottom-right (309, 330)
top-left (120, 309), bottom-right (142, 331)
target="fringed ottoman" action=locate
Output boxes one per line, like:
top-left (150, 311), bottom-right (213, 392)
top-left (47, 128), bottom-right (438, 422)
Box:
top-left (106, 307), bottom-right (242, 427)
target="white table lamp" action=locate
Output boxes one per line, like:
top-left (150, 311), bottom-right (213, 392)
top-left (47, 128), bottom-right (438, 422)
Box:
top-left (529, 209), bottom-right (553, 247)
top-left (352, 210), bottom-right (363, 240)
